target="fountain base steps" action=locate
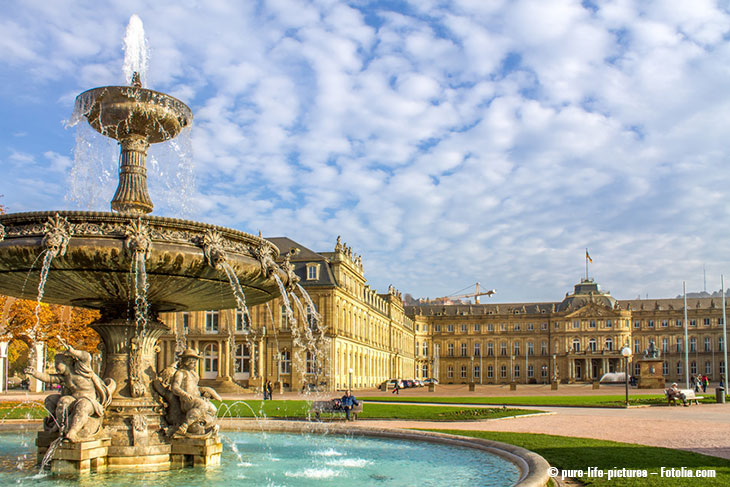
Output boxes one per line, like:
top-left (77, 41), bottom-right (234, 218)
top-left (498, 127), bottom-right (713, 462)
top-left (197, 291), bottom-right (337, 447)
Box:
top-left (170, 437), bottom-right (222, 467)
top-left (37, 433), bottom-right (111, 474)
top-left (36, 430), bottom-right (222, 473)
top-left (199, 378), bottom-right (248, 393)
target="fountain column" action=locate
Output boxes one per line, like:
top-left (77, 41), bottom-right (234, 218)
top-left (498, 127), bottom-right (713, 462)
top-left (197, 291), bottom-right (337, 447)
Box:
top-left (111, 135), bottom-right (153, 214)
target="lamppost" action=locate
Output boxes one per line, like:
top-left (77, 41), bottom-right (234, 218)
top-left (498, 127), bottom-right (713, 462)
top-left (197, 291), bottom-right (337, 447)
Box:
top-left (348, 367), bottom-right (353, 391)
top-left (510, 355), bottom-right (515, 382)
top-left (621, 345), bottom-right (632, 408)
top-left (470, 356), bottom-right (474, 383)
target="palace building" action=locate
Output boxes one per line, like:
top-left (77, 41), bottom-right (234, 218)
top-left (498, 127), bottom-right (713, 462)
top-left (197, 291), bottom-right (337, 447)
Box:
top-left (156, 238), bottom-right (727, 390)
top-left (157, 237), bottom-right (415, 392)
top-left (409, 279), bottom-right (727, 386)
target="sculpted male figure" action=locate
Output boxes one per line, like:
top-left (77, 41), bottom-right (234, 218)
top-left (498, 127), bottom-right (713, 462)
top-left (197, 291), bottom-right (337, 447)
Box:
top-left (25, 337), bottom-right (115, 442)
top-left (167, 348), bottom-right (221, 438)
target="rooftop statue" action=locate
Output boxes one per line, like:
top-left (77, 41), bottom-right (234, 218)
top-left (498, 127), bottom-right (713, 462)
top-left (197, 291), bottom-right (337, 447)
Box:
top-left (25, 336), bottom-right (115, 442)
top-left (154, 348), bottom-right (221, 438)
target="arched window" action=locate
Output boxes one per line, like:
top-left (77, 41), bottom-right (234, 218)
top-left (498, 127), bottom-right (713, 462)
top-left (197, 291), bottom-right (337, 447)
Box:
top-left (605, 338), bottom-right (613, 351)
top-left (572, 339), bottom-right (581, 352)
top-left (588, 339), bottom-right (597, 352)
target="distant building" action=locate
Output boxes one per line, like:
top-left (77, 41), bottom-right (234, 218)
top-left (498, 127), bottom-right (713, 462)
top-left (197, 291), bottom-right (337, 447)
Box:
top-left (409, 278), bottom-right (727, 385)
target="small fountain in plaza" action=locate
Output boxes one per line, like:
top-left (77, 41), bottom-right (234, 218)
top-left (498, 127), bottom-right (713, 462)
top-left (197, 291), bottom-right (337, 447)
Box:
top-left (0, 15), bottom-right (293, 474)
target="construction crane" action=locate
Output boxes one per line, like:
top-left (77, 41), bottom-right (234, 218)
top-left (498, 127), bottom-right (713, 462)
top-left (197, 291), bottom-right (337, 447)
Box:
top-left (438, 282), bottom-right (496, 304)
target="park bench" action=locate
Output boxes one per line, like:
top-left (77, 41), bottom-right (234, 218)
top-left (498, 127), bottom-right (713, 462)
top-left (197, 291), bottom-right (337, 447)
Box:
top-left (310, 399), bottom-right (363, 421)
top-left (665, 388), bottom-right (701, 406)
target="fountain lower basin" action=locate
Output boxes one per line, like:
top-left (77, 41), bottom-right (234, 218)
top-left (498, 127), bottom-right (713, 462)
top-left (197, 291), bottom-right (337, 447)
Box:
top-left (0, 211), bottom-right (284, 313)
top-left (0, 425), bottom-right (549, 486)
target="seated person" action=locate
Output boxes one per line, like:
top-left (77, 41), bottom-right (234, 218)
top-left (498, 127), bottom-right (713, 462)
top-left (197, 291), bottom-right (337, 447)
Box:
top-left (665, 383), bottom-right (687, 406)
top-left (340, 390), bottom-right (359, 421)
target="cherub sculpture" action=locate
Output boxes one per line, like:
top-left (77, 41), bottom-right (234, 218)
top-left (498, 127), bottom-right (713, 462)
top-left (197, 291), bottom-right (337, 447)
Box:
top-left (25, 336), bottom-right (115, 442)
top-left (153, 348), bottom-right (221, 438)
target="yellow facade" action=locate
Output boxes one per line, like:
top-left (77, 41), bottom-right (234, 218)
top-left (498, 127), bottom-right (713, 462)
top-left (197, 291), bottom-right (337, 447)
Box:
top-left (157, 237), bottom-right (415, 392)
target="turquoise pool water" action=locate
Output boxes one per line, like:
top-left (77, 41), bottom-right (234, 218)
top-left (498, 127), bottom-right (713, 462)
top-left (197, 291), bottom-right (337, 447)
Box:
top-left (0, 431), bottom-right (520, 486)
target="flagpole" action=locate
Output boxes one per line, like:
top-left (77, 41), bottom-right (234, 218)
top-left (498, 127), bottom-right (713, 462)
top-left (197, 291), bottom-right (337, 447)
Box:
top-left (585, 248), bottom-right (588, 281)
top-left (684, 281), bottom-right (689, 389)
top-left (722, 275), bottom-right (728, 393)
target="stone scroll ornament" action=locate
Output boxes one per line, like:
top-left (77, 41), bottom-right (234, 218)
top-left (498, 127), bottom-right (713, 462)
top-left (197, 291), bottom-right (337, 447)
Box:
top-left (202, 230), bottom-right (227, 268)
top-left (253, 232), bottom-right (278, 278)
top-left (282, 248), bottom-right (300, 292)
top-left (153, 348), bottom-right (221, 438)
top-left (124, 217), bottom-right (152, 260)
top-left (42, 214), bottom-right (74, 256)
top-left (0, 222), bottom-right (5, 243)
top-left (128, 335), bottom-right (146, 398)
top-left (24, 336), bottom-right (116, 442)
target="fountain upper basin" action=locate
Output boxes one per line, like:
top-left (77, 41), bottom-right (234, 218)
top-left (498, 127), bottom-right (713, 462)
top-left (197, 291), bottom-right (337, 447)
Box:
top-left (74, 86), bottom-right (192, 142)
top-left (0, 211), bottom-right (284, 313)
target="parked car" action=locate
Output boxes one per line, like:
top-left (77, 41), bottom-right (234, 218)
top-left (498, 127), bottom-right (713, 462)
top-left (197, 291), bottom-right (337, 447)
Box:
top-left (379, 379), bottom-right (404, 391)
top-left (423, 378), bottom-right (439, 385)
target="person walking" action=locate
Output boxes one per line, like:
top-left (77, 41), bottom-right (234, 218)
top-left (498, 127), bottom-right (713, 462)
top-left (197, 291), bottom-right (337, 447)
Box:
top-left (392, 381), bottom-right (400, 395)
top-left (702, 375), bottom-right (709, 393)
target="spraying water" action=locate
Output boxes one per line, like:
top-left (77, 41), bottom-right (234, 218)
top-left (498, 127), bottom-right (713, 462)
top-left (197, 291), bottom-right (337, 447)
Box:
top-left (122, 14), bottom-right (149, 87)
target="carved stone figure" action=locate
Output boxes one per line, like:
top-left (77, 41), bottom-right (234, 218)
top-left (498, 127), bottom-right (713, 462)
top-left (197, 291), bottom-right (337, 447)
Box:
top-left (25, 337), bottom-right (115, 442)
top-left (644, 340), bottom-right (660, 359)
top-left (154, 349), bottom-right (221, 438)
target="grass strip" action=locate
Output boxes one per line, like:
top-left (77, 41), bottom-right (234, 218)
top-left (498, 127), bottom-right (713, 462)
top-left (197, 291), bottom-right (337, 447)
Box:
top-left (213, 399), bottom-right (536, 421)
top-left (428, 429), bottom-right (730, 487)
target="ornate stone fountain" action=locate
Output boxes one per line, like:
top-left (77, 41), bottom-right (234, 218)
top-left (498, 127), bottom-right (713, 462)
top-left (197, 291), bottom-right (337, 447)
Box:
top-left (0, 70), bottom-right (290, 473)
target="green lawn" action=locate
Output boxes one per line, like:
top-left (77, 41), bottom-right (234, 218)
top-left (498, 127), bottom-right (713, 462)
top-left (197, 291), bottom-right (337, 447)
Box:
top-left (214, 399), bottom-right (536, 421)
top-left (430, 430), bottom-right (730, 487)
top-left (366, 393), bottom-right (724, 407)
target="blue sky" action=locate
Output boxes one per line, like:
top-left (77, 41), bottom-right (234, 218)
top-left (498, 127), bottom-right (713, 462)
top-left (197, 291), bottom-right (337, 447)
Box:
top-left (3, 0), bottom-right (730, 303)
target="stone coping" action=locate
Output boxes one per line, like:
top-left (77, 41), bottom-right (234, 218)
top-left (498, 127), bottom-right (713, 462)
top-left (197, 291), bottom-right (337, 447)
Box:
top-left (0, 419), bottom-right (550, 486)
top-left (219, 418), bottom-right (551, 487)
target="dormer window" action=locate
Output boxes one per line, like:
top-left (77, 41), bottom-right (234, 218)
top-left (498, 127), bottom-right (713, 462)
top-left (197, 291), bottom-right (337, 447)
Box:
top-left (306, 263), bottom-right (320, 280)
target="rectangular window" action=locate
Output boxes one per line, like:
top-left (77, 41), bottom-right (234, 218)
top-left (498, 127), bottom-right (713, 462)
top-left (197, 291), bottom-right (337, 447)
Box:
top-left (474, 323), bottom-right (481, 332)
top-left (422, 342), bottom-right (428, 357)
top-left (705, 361), bottom-right (712, 375)
top-left (720, 317), bottom-right (724, 325)
top-left (633, 339), bottom-right (640, 354)
top-left (474, 342), bottom-right (481, 357)
top-left (662, 361), bottom-right (668, 375)
top-left (448, 324), bottom-right (454, 332)
top-left (634, 320), bottom-right (640, 328)
top-left (236, 310), bottom-right (248, 332)
top-left (487, 324), bottom-right (494, 331)
top-left (487, 365), bottom-right (494, 378)
top-left (704, 318), bottom-right (711, 326)
top-left (589, 320), bottom-right (596, 328)
top-left (461, 366), bottom-right (467, 379)
top-left (690, 337), bottom-right (697, 352)
top-left (661, 320), bottom-right (668, 328)
top-left (500, 365), bottom-right (507, 378)
top-left (500, 342), bottom-right (507, 356)
top-left (501, 323), bottom-right (507, 331)
top-left (541, 341), bottom-right (547, 355)
top-left (306, 351), bottom-right (317, 374)
top-left (487, 342), bottom-right (494, 356)
top-left (691, 361), bottom-right (697, 375)
top-left (541, 322), bottom-right (548, 330)
top-left (690, 319), bottom-right (697, 327)
top-left (648, 320), bottom-right (654, 328)
top-left (447, 366), bottom-right (454, 378)
top-left (514, 323), bottom-right (521, 331)
top-left (514, 365), bottom-right (520, 378)
top-left (676, 338), bottom-right (683, 353)
top-left (662, 338), bottom-right (668, 353)
top-left (513, 342), bottom-right (521, 356)
top-left (461, 324), bottom-right (468, 333)
top-left (205, 310), bottom-right (219, 333)
top-left (573, 320), bottom-right (580, 329)
top-left (447, 343), bottom-right (454, 357)
top-left (527, 364), bottom-right (534, 378)
top-left (677, 361), bottom-right (682, 375)
top-left (606, 320), bottom-right (613, 328)
top-left (461, 343), bottom-right (467, 357)
top-left (280, 305), bottom-right (288, 329)
top-left (527, 323), bottom-right (534, 331)
top-left (307, 265), bottom-right (318, 280)
top-left (435, 324), bottom-right (441, 332)
top-left (474, 365), bottom-right (480, 379)
top-left (676, 319), bottom-right (683, 327)
top-left (181, 312), bottom-right (190, 334)
top-left (704, 337), bottom-right (711, 352)
top-left (527, 342), bottom-right (534, 356)
top-left (279, 350), bottom-right (291, 374)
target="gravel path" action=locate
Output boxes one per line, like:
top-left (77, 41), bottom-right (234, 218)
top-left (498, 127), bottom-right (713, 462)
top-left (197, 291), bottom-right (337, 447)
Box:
top-left (353, 403), bottom-right (730, 460)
